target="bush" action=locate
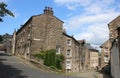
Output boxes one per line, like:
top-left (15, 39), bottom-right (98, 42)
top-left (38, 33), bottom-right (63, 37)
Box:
top-left (50, 66), bottom-right (56, 69)
top-left (33, 51), bottom-right (45, 60)
top-left (56, 54), bottom-right (64, 69)
top-left (43, 49), bottom-right (65, 70)
top-left (44, 49), bottom-right (56, 66)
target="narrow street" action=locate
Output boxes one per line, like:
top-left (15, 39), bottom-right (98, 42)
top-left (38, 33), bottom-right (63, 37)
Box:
top-left (0, 51), bottom-right (80, 78)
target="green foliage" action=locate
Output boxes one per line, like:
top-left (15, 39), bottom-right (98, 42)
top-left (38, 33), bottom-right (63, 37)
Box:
top-left (44, 49), bottom-right (64, 70)
top-left (44, 49), bottom-right (56, 67)
top-left (56, 54), bottom-right (64, 69)
top-left (34, 49), bottom-right (65, 70)
top-left (44, 51), bottom-right (50, 66)
top-left (50, 66), bottom-right (56, 69)
top-left (33, 51), bottom-right (45, 60)
top-left (0, 35), bottom-right (3, 43)
top-left (0, 2), bottom-right (14, 22)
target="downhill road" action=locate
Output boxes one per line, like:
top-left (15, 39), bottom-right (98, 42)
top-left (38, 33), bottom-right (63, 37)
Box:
top-left (0, 51), bottom-right (80, 78)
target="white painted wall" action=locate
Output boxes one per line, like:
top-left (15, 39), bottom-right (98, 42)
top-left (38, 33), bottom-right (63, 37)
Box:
top-left (111, 42), bottom-right (120, 78)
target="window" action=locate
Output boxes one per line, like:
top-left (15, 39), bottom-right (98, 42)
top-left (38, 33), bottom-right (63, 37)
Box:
top-left (66, 50), bottom-right (71, 57)
top-left (56, 45), bottom-right (61, 54)
top-left (67, 39), bottom-right (71, 45)
top-left (66, 60), bottom-right (71, 69)
top-left (104, 56), bottom-right (109, 63)
top-left (104, 47), bottom-right (108, 52)
top-left (56, 47), bottom-right (61, 54)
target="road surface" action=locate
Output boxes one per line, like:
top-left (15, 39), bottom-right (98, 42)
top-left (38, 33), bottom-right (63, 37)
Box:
top-left (0, 51), bottom-right (80, 78)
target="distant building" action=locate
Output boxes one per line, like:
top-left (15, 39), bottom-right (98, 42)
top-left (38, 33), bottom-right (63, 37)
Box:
top-left (85, 43), bottom-right (99, 70)
top-left (108, 15), bottom-right (120, 78)
top-left (100, 40), bottom-right (111, 68)
top-left (13, 7), bottom-right (85, 73)
top-left (0, 44), bottom-right (3, 50)
top-left (3, 33), bottom-right (12, 53)
top-left (11, 30), bottom-right (16, 55)
top-left (79, 42), bottom-right (99, 71)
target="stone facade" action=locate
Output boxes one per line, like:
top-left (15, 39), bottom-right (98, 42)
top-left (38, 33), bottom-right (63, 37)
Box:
top-left (14, 7), bottom-right (84, 73)
top-left (100, 40), bottom-right (111, 68)
top-left (62, 33), bottom-right (80, 72)
top-left (3, 33), bottom-right (12, 53)
top-left (79, 43), bottom-right (99, 71)
top-left (11, 30), bottom-right (16, 55)
top-left (84, 43), bottom-right (99, 70)
top-left (89, 49), bottom-right (99, 70)
top-left (108, 15), bottom-right (120, 39)
top-left (0, 44), bottom-right (3, 50)
top-left (108, 15), bottom-right (120, 78)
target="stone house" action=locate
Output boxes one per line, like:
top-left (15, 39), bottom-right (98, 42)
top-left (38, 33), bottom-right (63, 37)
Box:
top-left (100, 40), bottom-right (111, 68)
top-left (78, 40), bottom-right (86, 70)
top-left (14, 7), bottom-right (84, 73)
top-left (83, 43), bottom-right (99, 70)
top-left (11, 30), bottom-right (16, 55)
top-left (3, 33), bottom-right (12, 53)
top-left (78, 42), bottom-right (99, 71)
top-left (0, 44), bottom-right (3, 51)
top-left (108, 15), bottom-right (120, 78)
top-left (62, 33), bottom-right (81, 72)
top-left (89, 49), bottom-right (99, 70)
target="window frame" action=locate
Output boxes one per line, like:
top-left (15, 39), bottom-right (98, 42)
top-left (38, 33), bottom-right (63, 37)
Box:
top-left (66, 38), bottom-right (72, 46)
top-left (66, 49), bottom-right (72, 57)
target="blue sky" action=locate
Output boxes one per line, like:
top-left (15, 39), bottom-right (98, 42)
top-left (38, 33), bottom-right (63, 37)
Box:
top-left (1, 0), bottom-right (120, 48)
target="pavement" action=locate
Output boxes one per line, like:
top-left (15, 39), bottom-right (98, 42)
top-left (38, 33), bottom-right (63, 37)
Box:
top-left (0, 51), bottom-right (112, 78)
top-left (74, 71), bottom-right (96, 78)
top-left (75, 71), bottom-right (112, 78)
top-left (0, 51), bottom-right (80, 78)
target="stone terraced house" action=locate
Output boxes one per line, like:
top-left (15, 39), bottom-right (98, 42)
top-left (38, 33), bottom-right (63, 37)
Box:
top-left (13, 7), bottom-right (86, 73)
top-left (108, 15), bottom-right (120, 78)
top-left (100, 40), bottom-right (111, 68)
top-left (3, 33), bottom-right (12, 53)
top-left (84, 43), bottom-right (99, 71)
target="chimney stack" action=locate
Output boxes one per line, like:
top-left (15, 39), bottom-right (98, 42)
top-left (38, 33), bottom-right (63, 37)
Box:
top-left (44, 6), bottom-right (53, 15)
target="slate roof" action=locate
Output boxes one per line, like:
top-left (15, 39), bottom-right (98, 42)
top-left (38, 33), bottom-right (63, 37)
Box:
top-left (85, 43), bottom-right (98, 52)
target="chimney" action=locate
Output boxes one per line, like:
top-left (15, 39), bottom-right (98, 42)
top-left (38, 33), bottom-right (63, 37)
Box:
top-left (63, 28), bottom-right (66, 33)
top-left (44, 6), bottom-right (53, 15)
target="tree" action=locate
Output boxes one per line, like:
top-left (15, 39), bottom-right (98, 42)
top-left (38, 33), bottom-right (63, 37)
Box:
top-left (0, 2), bottom-right (14, 22)
top-left (0, 35), bottom-right (3, 43)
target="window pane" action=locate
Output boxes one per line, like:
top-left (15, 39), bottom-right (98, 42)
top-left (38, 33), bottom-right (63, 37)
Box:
top-left (67, 39), bottom-right (71, 45)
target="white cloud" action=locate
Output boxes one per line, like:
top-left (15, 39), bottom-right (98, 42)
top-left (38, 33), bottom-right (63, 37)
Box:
top-left (0, 0), bottom-right (9, 3)
top-left (64, 12), bottom-right (119, 46)
top-left (64, 12), bottom-right (119, 32)
top-left (55, 0), bottom-right (119, 47)
top-left (54, 0), bottom-right (115, 10)
top-left (84, 4), bottom-right (102, 14)
top-left (54, 0), bottom-right (92, 5)
top-left (54, 0), bottom-right (92, 10)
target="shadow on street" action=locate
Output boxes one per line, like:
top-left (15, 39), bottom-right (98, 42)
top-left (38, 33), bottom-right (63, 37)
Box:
top-left (0, 52), bottom-right (28, 78)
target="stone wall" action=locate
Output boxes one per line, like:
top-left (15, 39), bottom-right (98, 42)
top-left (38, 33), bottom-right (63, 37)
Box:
top-left (15, 7), bottom-right (82, 73)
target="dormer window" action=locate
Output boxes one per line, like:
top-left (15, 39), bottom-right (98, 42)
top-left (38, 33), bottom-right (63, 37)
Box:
top-left (67, 39), bottom-right (72, 45)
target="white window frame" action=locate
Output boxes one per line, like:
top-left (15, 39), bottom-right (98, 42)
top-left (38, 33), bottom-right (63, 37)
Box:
top-left (66, 38), bottom-right (72, 46)
top-left (66, 60), bottom-right (72, 69)
top-left (104, 48), bottom-right (108, 52)
top-left (104, 56), bottom-right (109, 63)
top-left (56, 47), bottom-right (61, 54)
top-left (66, 49), bottom-right (72, 57)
